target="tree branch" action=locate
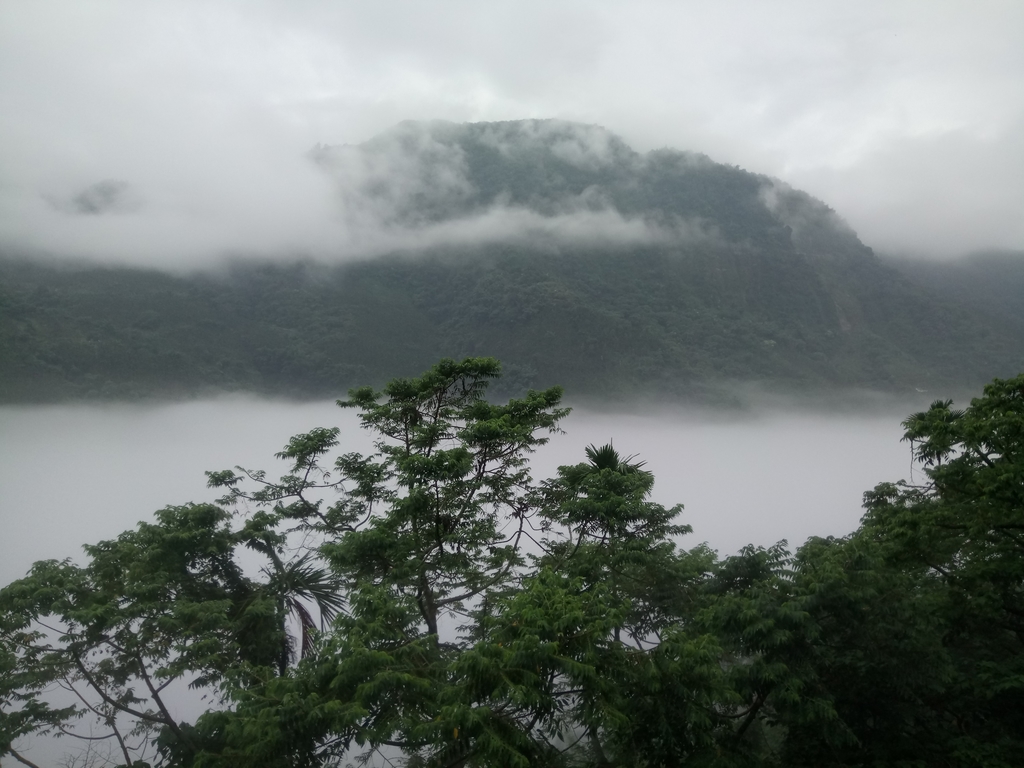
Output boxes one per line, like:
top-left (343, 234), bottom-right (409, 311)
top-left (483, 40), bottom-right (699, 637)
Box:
top-left (134, 653), bottom-right (187, 744)
top-left (736, 692), bottom-right (766, 738)
top-left (71, 654), bottom-right (170, 728)
top-left (6, 747), bottom-right (43, 768)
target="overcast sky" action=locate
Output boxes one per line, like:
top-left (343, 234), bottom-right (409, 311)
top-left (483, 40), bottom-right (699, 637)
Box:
top-left (1, 0), bottom-right (1021, 268)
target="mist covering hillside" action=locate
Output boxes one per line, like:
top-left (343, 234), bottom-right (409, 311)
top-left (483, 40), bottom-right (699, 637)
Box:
top-left (882, 250), bottom-right (1024, 328)
top-left (2, 120), bottom-right (1022, 403)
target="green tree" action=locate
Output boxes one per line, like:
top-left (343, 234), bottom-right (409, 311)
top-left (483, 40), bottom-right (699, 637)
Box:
top-left (187, 357), bottom-right (573, 767)
top-left (711, 374), bottom-right (1024, 767)
top-left (189, 361), bottom-right (728, 767)
top-left (778, 534), bottom-right (957, 767)
top-left (10, 360), bottom-right (1024, 767)
top-left (0, 504), bottom-right (284, 767)
top-left (857, 374), bottom-right (1024, 765)
top-left (529, 443), bottom-right (725, 765)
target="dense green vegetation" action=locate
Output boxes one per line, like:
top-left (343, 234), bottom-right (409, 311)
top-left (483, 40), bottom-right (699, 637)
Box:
top-left (3, 120), bottom-right (1022, 405)
top-left (3, 358), bottom-right (1023, 767)
top-left (2, 245), bottom-right (1021, 404)
top-left (883, 250), bottom-right (1024, 330)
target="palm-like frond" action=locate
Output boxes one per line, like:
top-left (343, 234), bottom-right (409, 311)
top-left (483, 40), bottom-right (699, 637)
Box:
top-left (270, 553), bottom-right (347, 628)
top-left (584, 443), bottom-right (647, 474)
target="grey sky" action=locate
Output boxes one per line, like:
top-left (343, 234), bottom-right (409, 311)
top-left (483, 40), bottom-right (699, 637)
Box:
top-left (1, 0), bottom-right (1021, 267)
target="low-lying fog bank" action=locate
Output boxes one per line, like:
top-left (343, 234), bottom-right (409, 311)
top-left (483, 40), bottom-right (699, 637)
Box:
top-left (0, 395), bottom-right (921, 586)
top-left (0, 393), bottom-right (924, 765)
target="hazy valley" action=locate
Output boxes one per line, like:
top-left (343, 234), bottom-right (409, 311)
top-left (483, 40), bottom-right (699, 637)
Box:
top-left (3, 117), bottom-right (1022, 768)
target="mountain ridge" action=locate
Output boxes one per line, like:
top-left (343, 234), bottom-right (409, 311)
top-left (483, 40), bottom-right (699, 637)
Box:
top-left (1, 119), bottom-right (1021, 403)
top-left (310, 119), bottom-right (869, 262)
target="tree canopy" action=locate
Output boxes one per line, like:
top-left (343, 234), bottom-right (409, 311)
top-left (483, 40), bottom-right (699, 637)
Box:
top-left (2, 360), bottom-right (1023, 767)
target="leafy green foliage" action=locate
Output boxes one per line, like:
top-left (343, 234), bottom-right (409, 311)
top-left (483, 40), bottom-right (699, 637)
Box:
top-left (4, 244), bottom-right (1019, 404)
top-left (0, 504), bottom-right (285, 766)
top-left (3, 361), bottom-right (1024, 766)
top-left (855, 375), bottom-right (1024, 765)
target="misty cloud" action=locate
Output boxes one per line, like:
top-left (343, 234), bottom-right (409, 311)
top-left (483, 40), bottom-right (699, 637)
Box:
top-left (789, 121), bottom-right (1024, 258)
top-left (306, 120), bottom-right (722, 257)
top-left (336, 204), bottom-right (720, 258)
top-left (1, 117), bottom-right (722, 270)
top-left (0, 395), bottom-right (915, 586)
top-left (313, 123), bottom-right (478, 228)
top-left (47, 179), bottom-right (139, 216)
top-left (0, 1), bottom-right (1020, 267)
top-left (759, 180), bottom-right (862, 256)
top-left (474, 119), bottom-right (632, 171)
top-left (309, 119), bottom-right (641, 229)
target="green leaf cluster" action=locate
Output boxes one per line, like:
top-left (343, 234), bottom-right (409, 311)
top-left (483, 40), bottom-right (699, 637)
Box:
top-left (4, 361), bottom-right (1024, 767)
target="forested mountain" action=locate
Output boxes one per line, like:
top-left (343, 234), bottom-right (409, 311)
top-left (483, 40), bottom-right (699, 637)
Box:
top-left (2, 120), bottom-right (1022, 403)
top-left (882, 250), bottom-right (1024, 329)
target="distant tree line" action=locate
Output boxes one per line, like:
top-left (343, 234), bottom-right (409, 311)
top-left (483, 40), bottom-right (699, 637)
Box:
top-left (2, 247), bottom-right (1022, 406)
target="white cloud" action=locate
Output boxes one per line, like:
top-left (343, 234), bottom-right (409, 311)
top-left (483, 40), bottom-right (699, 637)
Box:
top-left (0, 0), bottom-right (1020, 267)
top-left (340, 205), bottom-right (719, 259)
top-left (791, 121), bottom-right (1024, 258)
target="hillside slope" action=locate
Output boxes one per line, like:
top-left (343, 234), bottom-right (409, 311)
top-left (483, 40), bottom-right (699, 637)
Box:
top-left (884, 251), bottom-right (1024, 329)
top-left (2, 120), bottom-right (1021, 403)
